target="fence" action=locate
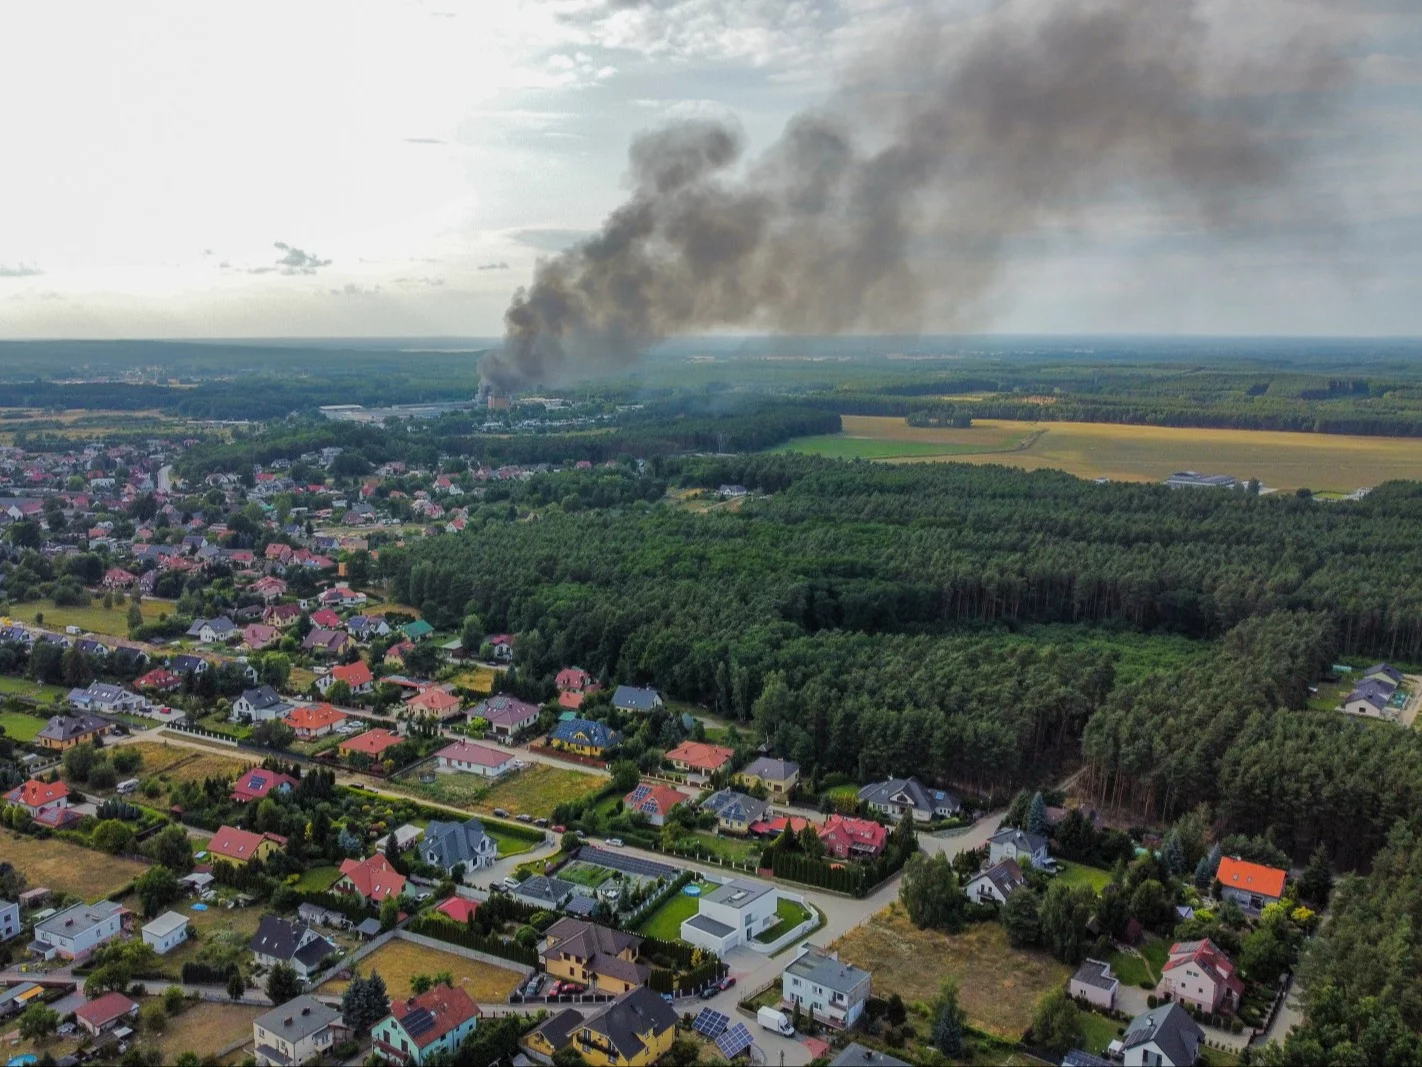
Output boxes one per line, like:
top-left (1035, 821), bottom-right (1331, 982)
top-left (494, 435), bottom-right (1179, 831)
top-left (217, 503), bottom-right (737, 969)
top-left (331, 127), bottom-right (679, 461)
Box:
top-left (162, 721), bottom-right (240, 747)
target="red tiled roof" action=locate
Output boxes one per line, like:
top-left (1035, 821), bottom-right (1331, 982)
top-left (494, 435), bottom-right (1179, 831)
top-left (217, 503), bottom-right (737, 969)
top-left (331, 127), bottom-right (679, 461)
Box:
top-left (75, 991), bottom-right (137, 1029)
top-left (387, 985), bottom-right (480, 1049)
top-left (1164, 938), bottom-right (1245, 996)
top-left (625, 782), bottom-right (687, 818)
top-left (339, 728), bottom-right (403, 757)
top-left (287, 704), bottom-right (347, 732)
top-left (7, 778), bottom-right (69, 808)
top-left (330, 661), bottom-right (374, 688)
top-left (230, 768), bottom-right (298, 803)
top-left (818, 813), bottom-right (888, 854)
top-left (664, 740), bottom-right (734, 773)
top-left (1216, 857), bottom-right (1286, 899)
top-left (408, 688), bottom-right (461, 714)
top-left (437, 740), bottom-right (511, 768)
top-left (339, 855), bottom-right (407, 902)
top-left (436, 896), bottom-right (480, 923)
top-left (208, 825), bottom-right (286, 862)
top-left (749, 815), bottom-right (813, 837)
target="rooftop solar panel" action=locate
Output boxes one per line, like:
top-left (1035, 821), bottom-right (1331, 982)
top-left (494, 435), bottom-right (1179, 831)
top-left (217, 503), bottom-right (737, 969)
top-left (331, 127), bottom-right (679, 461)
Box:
top-left (717, 1022), bottom-right (753, 1058)
top-left (402, 1007), bottom-right (435, 1038)
top-left (693, 1008), bottom-right (729, 1038)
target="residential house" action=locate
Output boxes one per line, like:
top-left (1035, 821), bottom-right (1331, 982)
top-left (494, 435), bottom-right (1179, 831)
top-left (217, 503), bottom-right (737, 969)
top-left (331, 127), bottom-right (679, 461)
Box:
top-left (611, 685), bottom-right (662, 713)
top-left (514, 875), bottom-right (576, 911)
top-left (74, 991), bottom-right (138, 1037)
top-left (347, 614), bottom-right (391, 641)
top-left (102, 567), bottom-right (138, 589)
top-left (67, 682), bottom-right (145, 714)
top-left (818, 814), bottom-right (888, 860)
top-left (309, 608), bottom-right (344, 630)
top-left (963, 859), bottom-right (1026, 905)
top-left (319, 584), bottom-right (367, 609)
top-left (250, 917), bottom-right (339, 978)
top-left (286, 703), bottom-right (347, 739)
top-left (0, 899), bottom-right (19, 942)
top-left (33, 900), bottom-right (125, 961)
top-left (338, 728), bottom-right (403, 762)
top-left (170, 653), bottom-right (209, 677)
top-left (188, 616), bottom-right (237, 644)
top-left (401, 619), bottom-right (434, 643)
top-left (419, 817), bottom-right (498, 878)
top-left (435, 896), bottom-right (479, 924)
top-left (317, 660), bottom-right (374, 696)
top-left (680, 879), bottom-right (780, 954)
top-left (663, 739), bottom-right (734, 777)
top-left (1215, 856), bottom-right (1287, 912)
top-left (1069, 958), bottom-right (1119, 1010)
top-left (522, 1009), bottom-right (587, 1063)
top-left (302, 628), bottom-right (353, 658)
top-left (406, 686), bottom-right (462, 721)
top-left (830, 1044), bottom-right (910, 1067)
top-left (549, 718), bottom-right (622, 758)
top-left (623, 782), bottom-right (688, 827)
top-left (207, 825), bottom-right (288, 865)
top-left (384, 640), bottom-right (416, 667)
top-left (265, 602), bottom-right (304, 629)
top-left (435, 739), bottom-right (516, 778)
top-left (857, 777), bottom-right (960, 823)
top-left (233, 685), bottom-right (293, 722)
top-left (1121, 1003), bottom-right (1203, 1067)
top-left (556, 666), bottom-right (593, 692)
top-left (141, 911), bottom-right (190, 955)
top-left (134, 667), bottom-right (181, 693)
top-left (4, 778), bottom-right (74, 827)
top-left (736, 756), bottom-right (800, 800)
top-left (700, 789), bottom-right (770, 836)
top-left (372, 985), bottom-right (480, 1065)
top-left (781, 946), bottom-right (872, 1029)
top-left (560, 987), bottom-right (677, 1067)
top-left (988, 827), bottom-right (1050, 868)
top-left (474, 694), bottom-right (540, 739)
top-left (540, 918), bottom-right (649, 994)
top-left (243, 624), bottom-right (281, 650)
top-left (1157, 938), bottom-right (1243, 1013)
top-left (253, 995), bottom-right (343, 1067)
top-left (336, 854), bottom-right (407, 904)
top-left (251, 576), bottom-right (287, 602)
top-left (1343, 677), bottom-right (1399, 719)
top-left (33, 712), bottom-right (110, 751)
top-left (486, 632), bottom-right (513, 661)
top-left (230, 767), bottom-right (299, 804)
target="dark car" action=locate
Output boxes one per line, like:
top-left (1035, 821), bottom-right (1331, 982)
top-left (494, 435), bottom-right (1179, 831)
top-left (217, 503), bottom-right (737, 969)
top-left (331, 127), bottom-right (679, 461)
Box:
top-left (700, 984), bottom-right (720, 1000)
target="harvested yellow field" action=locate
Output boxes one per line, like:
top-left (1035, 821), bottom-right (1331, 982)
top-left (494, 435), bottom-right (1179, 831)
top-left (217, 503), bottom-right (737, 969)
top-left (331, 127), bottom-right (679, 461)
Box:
top-left (127, 740), bottom-right (254, 783)
top-left (141, 1000), bottom-right (264, 1062)
top-left (0, 833), bottom-right (149, 899)
top-left (830, 905), bottom-right (1068, 1038)
top-left (782, 415), bottom-right (1422, 491)
top-left (456, 666), bottom-right (499, 694)
top-left (318, 938), bottom-right (526, 1002)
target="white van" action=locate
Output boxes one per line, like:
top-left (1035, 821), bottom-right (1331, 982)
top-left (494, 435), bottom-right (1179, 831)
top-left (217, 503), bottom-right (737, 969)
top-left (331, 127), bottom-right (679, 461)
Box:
top-left (116, 778), bottom-right (141, 795)
top-left (757, 1007), bottom-right (794, 1036)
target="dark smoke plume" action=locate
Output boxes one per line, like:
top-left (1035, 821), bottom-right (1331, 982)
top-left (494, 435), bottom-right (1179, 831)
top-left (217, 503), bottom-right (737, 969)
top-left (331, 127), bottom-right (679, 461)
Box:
top-left (480, 0), bottom-right (1347, 389)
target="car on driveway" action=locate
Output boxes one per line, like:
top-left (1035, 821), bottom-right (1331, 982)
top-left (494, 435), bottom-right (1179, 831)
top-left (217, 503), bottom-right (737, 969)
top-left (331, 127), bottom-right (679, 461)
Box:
top-left (605, 837), bottom-right (624, 847)
top-left (718, 975), bottom-right (737, 991)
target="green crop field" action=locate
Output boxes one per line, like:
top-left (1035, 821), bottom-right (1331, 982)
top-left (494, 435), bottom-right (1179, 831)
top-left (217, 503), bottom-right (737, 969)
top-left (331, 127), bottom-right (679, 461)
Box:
top-left (772, 415), bottom-right (1422, 492)
top-left (15, 597), bottom-right (176, 637)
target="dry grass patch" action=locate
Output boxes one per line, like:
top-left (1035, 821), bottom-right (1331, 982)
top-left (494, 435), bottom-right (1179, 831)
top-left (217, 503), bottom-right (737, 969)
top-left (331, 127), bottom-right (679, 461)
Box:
top-left (318, 938), bottom-right (526, 1002)
top-left (142, 999), bottom-right (265, 1062)
top-left (455, 665), bottom-right (499, 694)
top-left (830, 905), bottom-right (1069, 1039)
top-left (125, 740), bottom-right (205, 775)
top-left (0, 832), bottom-right (149, 899)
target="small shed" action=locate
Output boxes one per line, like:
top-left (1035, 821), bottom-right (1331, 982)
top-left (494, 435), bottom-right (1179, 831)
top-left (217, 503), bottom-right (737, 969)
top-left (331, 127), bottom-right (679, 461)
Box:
top-left (142, 911), bottom-right (191, 955)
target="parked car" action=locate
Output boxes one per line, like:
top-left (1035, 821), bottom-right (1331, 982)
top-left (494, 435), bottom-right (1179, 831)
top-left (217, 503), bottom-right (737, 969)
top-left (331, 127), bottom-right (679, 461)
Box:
top-left (493, 808), bottom-right (509, 817)
top-left (516, 813), bottom-right (533, 823)
top-left (551, 824), bottom-right (567, 833)
top-left (718, 975), bottom-right (737, 991)
top-left (605, 837), bottom-right (624, 847)
top-left (700, 985), bottom-right (720, 1000)
top-left (535, 817), bottom-right (549, 827)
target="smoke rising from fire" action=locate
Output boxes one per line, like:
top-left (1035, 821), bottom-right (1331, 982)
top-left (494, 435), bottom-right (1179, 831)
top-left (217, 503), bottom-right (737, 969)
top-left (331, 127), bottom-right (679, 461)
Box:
top-left (479, 0), bottom-right (1348, 389)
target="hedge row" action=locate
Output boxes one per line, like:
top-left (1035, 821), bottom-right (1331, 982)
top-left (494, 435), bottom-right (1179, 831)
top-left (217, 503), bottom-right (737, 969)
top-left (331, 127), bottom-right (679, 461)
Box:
top-left (406, 913), bottom-right (539, 967)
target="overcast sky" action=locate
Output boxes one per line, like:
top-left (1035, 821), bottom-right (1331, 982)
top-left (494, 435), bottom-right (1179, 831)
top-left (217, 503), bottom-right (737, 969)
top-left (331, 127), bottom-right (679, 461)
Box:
top-left (0, 0), bottom-right (1419, 340)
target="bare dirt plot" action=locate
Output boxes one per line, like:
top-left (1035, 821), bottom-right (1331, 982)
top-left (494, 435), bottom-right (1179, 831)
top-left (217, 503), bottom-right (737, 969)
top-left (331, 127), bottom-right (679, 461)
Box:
top-left (317, 938), bottom-right (526, 1002)
top-left (830, 904), bottom-right (1069, 1038)
top-left (0, 832), bottom-right (149, 899)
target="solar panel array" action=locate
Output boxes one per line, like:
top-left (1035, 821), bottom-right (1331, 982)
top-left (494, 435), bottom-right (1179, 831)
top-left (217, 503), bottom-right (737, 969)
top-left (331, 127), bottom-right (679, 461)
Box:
top-left (402, 1007), bottom-right (436, 1039)
top-left (627, 784), bottom-right (652, 805)
top-left (716, 1022), bottom-right (754, 1059)
top-left (692, 1008), bottom-right (729, 1039)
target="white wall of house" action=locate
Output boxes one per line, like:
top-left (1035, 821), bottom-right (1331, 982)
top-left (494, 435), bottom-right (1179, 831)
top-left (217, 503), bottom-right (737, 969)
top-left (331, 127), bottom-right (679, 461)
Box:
top-left (0, 900), bottom-right (20, 941)
top-left (1069, 976), bottom-right (1117, 1010)
top-left (142, 919), bottom-right (189, 955)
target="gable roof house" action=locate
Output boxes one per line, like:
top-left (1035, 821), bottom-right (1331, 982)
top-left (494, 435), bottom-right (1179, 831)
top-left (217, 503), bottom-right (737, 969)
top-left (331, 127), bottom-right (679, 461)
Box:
top-left (170, 653), bottom-right (209, 676)
top-left (233, 685), bottom-right (294, 722)
top-left (302, 627), bottom-right (353, 657)
top-left (1121, 1003), bottom-right (1203, 1067)
top-left (611, 685), bottom-right (663, 713)
top-left (67, 682), bottom-right (144, 714)
top-left (372, 984), bottom-right (481, 1066)
top-left (188, 616), bottom-right (237, 644)
top-left (419, 817), bottom-right (498, 878)
top-left (736, 756), bottom-right (801, 799)
top-left (242, 623), bottom-right (281, 650)
top-left (550, 717), bottom-right (622, 758)
top-left (623, 782), bottom-right (688, 827)
top-left (336, 855), bottom-right (407, 904)
top-left (317, 659), bottom-right (375, 695)
top-left (857, 777), bottom-right (960, 823)
top-left (74, 991), bottom-right (139, 1036)
top-left (563, 986), bottom-right (678, 1067)
top-left (700, 789), bottom-right (770, 835)
top-left (964, 858), bottom-right (1026, 905)
top-left (5, 778), bottom-right (76, 827)
top-left (264, 602), bottom-right (304, 628)
top-left (253, 994), bottom-right (343, 1067)
top-left (134, 666), bottom-right (182, 693)
top-left (250, 916), bottom-right (339, 979)
top-left (1215, 856), bottom-right (1287, 912)
top-left (208, 826), bottom-right (288, 865)
top-left (230, 767), bottom-right (299, 804)
top-left (1157, 938), bottom-right (1243, 1014)
top-left (540, 918), bottom-right (649, 995)
top-left (988, 827), bottom-right (1050, 869)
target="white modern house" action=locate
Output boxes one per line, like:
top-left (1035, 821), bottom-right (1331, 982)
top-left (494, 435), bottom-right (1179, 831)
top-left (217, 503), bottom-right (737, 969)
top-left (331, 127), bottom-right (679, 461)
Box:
top-left (782, 947), bottom-right (873, 1029)
top-left (0, 899), bottom-right (19, 942)
top-left (141, 911), bottom-right (190, 955)
top-left (1069, 958), bottom-right (1119, 1010)
top-left (253, 995), bottom-right (342, 1067)
top-left (680, 879), bottom-right (780, 954)
top-left (33, 900), bottom-right (125, 961)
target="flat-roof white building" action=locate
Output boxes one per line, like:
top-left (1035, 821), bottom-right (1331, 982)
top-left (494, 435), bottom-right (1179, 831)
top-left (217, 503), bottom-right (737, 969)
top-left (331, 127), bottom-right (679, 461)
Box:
top-left (32, 900), bottom-right (124, 961)
top-left (141, 911), bottom-right (190, 955)
top-left (680, 878), bottom-right (779, 954)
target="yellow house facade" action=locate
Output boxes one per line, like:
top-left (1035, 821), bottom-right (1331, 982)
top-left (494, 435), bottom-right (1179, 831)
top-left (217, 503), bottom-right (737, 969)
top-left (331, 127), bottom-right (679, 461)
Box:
top-left (570, 988), bottom-right (678, 1067)
top-left (736, 756), bottom-right (800, 800)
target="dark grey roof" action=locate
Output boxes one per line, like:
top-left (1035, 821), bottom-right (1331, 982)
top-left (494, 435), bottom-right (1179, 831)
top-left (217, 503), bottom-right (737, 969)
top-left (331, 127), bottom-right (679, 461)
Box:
top-left (1071, 958), bottom-right (1118, 991)
top-left (1123, 1003), bottom-right (1203, 1067)
top-left (740, 756), bottom-right (799, 781)
top-left (990, 827), bottom-right (1049, 856)
top-left (420, 817), bottom-right (493, 871)
top-left (701, 789), bottom-right (769, 825)
top-left (36, 713), bottom-right (108, 743)
top-left (564, 895), bottom-right (598, 917)
top-left (972, 858), bottom-right (1025, 898)
top-left (830, 1044), bottom-right (910, 1067)
top-left (356, 917), bottom-right (382, 936)
top-left (250, 916), bottom-right (316, 963)
top-left (529, 1008), bottom-right (584, 1051)
top-left (254, 996), bottom-right (340, 1044)
top-left (240, 685), bottom-right (286, 710)
top-left (684, 914), bottom-right (735, 938)
top-left (1061, 1052), bottom-right (1114, 1067)
top-left (516, 876), bottom-right (574, 907)
top-left (610, 685), bottom-right (661, 711)
top-left (784, 948), bottom-right (870, 995)
top-left (294, 937), bottom-right (336, 969)
top-left (581, 987), bottom-right (678, 1060)
top-left (857, 776), bottom-right (960, 816)
top-left (543, 918), bottom-right (642, 962)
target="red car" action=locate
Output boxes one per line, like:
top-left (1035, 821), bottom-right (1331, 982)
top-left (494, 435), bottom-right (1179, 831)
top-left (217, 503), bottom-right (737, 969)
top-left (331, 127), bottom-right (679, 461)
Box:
top-left (552, 825), bottom-right (567, 834)
top-left (717, 976), bottom-right (736, 991)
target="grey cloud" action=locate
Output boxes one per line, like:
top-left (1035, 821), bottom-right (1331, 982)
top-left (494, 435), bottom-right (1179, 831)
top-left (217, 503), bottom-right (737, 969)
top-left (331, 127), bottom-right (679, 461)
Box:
top-left (0, 263), bottom-right (44, 277)
top-left (272, 241), bottom-right (331, 275)
top-left (328, 283), bottom-right (382, 297)
top-left (478, 262), bottom-right (510, 271)
top-left (481, 0), bottom-right (1356, 389)
top-left (393, 276), bottom-right (447, 288)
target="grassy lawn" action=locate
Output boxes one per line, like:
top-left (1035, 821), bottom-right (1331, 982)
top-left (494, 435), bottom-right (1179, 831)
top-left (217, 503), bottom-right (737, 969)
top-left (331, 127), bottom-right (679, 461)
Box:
top-left (1078, 1011), bottom-right (1124, 1056)
top-left (486, 827), bottom-right (541, 857)
top-left (1054, 862), bottom-right (1112, 892)
top-left (1202, 1049), bottom-right (1242, 1067)
top-left (295, 865), bottom-right (342, 891)
top-left (1141, 937), bottom-right (1170, 975)
top-left (317, 938), bottom-right (526, 1001)
top-left (636, 880), bottom-right (718, 941)
top-left (0, 832), bottom-right (149, 898)
top-left (0, 708), bottom-right (46, 740)
top-left (1108, 939), bottom-right (1169, 987)
top-left (138, 900), bottom-right (267, 978)
top-left (20, 596), bottom-right (174, 637)
top-left (391, 762), bottom-right (603, 819)
top-left (0, 674), bottom-right (70, 702)
top-left (831, 904), bottom-right (1070, 1038)
top-left (754, 897), bottom-right (813, 943)
top-left (561, 860), bottom-right (614, 888)
top-left (671, 831), bottom-right (763, 865)
top-left (140, 999), bottom-right (264, 1062)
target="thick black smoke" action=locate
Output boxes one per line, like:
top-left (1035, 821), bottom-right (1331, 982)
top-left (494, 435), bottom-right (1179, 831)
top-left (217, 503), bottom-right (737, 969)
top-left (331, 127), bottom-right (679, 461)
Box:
top-left (480, 0), bottom-right (1347, 389)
